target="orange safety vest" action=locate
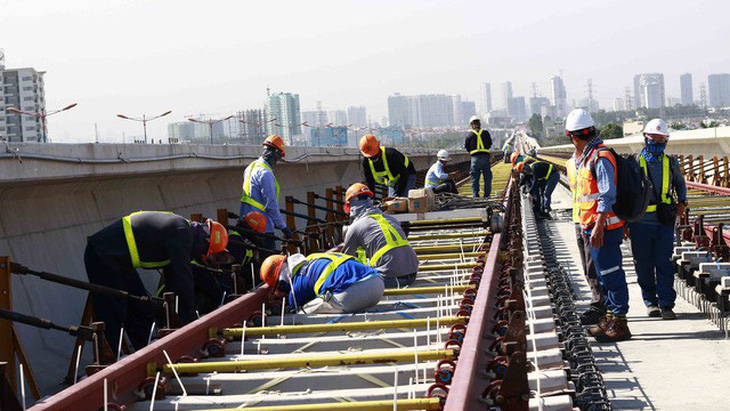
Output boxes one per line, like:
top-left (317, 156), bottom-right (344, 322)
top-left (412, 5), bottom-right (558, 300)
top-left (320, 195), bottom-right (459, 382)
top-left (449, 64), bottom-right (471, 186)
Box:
top-left (577, 144), bottom-right (625, 230)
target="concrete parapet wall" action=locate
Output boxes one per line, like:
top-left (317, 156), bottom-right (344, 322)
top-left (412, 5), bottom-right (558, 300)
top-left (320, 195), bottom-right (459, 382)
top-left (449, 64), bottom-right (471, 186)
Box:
top-left (0, 143), bottom-right (470, 393)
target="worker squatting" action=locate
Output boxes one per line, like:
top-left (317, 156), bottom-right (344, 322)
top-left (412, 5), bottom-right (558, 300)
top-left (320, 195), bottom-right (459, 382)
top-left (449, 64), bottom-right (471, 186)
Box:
top-left (510, 109), bottom-right (687, 343)
top-left (85, 127), bottom-right (494, 350)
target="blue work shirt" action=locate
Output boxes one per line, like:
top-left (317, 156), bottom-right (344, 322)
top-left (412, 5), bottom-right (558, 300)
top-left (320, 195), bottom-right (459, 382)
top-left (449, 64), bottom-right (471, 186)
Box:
top-left (289, 258), bottom-right (378, 310)
top-left (239, 158), bottom-right (286, 233)
top-left (425, 161), bottom-right (448, 186)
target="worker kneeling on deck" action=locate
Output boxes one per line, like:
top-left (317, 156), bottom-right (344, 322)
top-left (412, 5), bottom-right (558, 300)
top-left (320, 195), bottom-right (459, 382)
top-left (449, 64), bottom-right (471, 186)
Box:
top-left (516, 160), bottom-right (559, 219)
top-left (425, 150), bottom-right (459, 194)
top-left (261, 252), bottom-right (384, 314)
top-left (84, 211), bottom-right (228, 350)
top-left (341, 183), bottom-right (420, 288)
top-left (360, 134), bottom-right (417, 198)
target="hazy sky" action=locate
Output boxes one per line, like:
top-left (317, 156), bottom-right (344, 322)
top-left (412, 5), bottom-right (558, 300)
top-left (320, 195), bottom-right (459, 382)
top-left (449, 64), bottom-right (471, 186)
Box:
top-left (2, 0), bottom-right (728, 143)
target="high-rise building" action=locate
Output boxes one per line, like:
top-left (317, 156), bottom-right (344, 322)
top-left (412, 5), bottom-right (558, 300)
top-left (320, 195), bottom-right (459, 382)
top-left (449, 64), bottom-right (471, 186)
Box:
top-left (237, 109), bottom-right (266, 145)
top-left (265, 91), bottom-right (301, 143)
top-left (633, 73), bottom-right (665, 109)
top-left (0, 66), bottom-right (47, 142)
top-left (528, 96), bottom-right (550, 117)
top-left (387, 93), bottom-right (454, 128)
top-left (387, 93), bottom-right (411, 127)
top-left (507, 97), bottom-right (527, 122)
top-left (708, 74), bottom-right (730, 108)
top-left (460, 100), bottom-right (477, 125)
top-left (480, 83), bottom-right (492, 113)
top-left (168, 121), bottom-right (210, 143)
top-left (612, 97), bottom-right (624, 112)
top-left (347, 106), bottom-right (367, 128)
top-left (328, 110), bottom-right (348, 126)
top-left (680, 73), bottom-right (693, 105)
top-left (500, 82), bottom-right (513, 111)
top-left (549, 76), bottom-right (568, 117)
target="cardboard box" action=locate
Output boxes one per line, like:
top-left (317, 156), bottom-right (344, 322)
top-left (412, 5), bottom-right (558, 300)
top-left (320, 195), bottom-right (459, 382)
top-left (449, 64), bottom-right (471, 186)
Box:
top-left (408, 188), bottom-right (435, 213)
top-left (384, 197), bottom-right (409, 214)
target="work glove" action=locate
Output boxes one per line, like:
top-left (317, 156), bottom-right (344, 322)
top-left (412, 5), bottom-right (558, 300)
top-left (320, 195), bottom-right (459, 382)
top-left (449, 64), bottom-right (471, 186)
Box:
top-left (281, 227), bottom-right (293, 239)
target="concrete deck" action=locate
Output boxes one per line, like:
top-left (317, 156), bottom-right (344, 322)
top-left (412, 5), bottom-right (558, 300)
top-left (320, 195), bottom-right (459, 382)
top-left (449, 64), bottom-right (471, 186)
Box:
top-left (549, 185), bottom-right (730, 411)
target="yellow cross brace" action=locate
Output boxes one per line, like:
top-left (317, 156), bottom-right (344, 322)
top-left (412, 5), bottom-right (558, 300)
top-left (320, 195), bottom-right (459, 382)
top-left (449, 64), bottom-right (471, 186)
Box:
top-left (197, 397), bottom-right (442, 411)
top-left (418, 251), bottom-right (483, 261)
top-left (408, 231), bottom-right (489, 241)
top-left (418, 262), bottom-right (479, 271)
top-left (413, 244), bottom-right (488, 254)
top-left (382, 284), bottom-right (475, 296)
top-left (409, 216), bottom-right (483, 225)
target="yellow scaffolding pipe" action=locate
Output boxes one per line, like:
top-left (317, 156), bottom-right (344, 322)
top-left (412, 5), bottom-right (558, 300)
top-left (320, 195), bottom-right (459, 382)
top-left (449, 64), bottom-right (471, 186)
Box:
top-left (221, 316), bottom-right (466, 338)
top-left (418, 262), bottom-right (479, 271)
top-left (408, 231), bottom-right (489, 241)
top-left (198, 397), bottom-right (443, 411)
top-left (418, 251), bottom-right (483, 261)
top-left (409, 216), bottom-right (483, 226)
top-left (414, 244), bottom-right (488, 254)
top-left (159, 349), bottom-right (455, 374)
top-left (383, 284), bottom-right (475, 296)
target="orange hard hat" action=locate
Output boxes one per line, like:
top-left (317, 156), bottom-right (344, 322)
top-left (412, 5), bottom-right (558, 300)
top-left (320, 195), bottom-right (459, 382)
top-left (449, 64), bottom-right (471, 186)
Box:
top-left (516, 162), bottom-right (525, 173)
top-left (260, 254), bottom-right (287, 287)
top-left (510, 152), bottom-right (519, 165)
top-left (344, 183), bottom-right (374, 213)
top-left (206, 220), bottom-right (229, 257)
top-left (263, 135), bottom-right (286, 157)
top-left (244, 211), bottom-right (267, 233)
top-left (359, 134), bottom-right (380, 157)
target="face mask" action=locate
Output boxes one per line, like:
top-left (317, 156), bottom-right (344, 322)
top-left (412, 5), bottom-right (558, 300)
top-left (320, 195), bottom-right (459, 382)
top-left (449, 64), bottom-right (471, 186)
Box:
top-left (645, 138), bottom-right (667, 155)
top-left (263, 148), bottom-right (281, 166)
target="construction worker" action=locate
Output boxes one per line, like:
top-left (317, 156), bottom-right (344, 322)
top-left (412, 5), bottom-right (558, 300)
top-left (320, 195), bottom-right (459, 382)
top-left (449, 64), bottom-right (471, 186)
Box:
top-left (228, 211), bottom-right (269, 289)
top-left (566, 108), bottom-right (630, 342)
top-left (261, 252), bottom-right (384, 313)
top-left (516, 160), bottom-right (559, 219)
top-left (240, 135), bottom-right (293, 256)
top-left (360, 134), bottom-right (416, 198)
top-left (628, 119), bottom-right (687, 320)
top-left (425, 149), bottom-right (459, 194)
top-left (340, 183), bottom-right (419, 288)
top-left (84, 211), bottom-right (228, 349)
top-left (566, 150), bottom-right (605, 325)
top-left (502, 135), bottom-right (515, 163)
top-left (464, 116), bottom-right (493, 198)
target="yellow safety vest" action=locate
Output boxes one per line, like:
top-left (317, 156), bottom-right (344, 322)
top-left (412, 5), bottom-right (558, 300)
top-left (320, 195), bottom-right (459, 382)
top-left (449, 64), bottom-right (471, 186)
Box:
top-left (367, 214), bottom-right (411, 265)
top-left (368, 147), bottom-right (410, 187)
top-left (536, 162), bottom-right (554, 181)
top-left (566, 157), bottom-right (580, 223)
top-left (640, 154), bottom-right (671, 213)
top-left (292, 252), bottom-right (356, 295)
top-left (122, 211), bottom-right (188, 269)
top-left (241, 159), bottom-right (280, 211)
top-left (469, 129), bottom-right (490, 155)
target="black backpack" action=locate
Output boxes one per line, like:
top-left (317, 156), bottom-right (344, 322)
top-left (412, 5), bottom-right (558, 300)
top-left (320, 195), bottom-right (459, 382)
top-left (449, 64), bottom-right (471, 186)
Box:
top-left (593, 147), bottom-right (651, 222)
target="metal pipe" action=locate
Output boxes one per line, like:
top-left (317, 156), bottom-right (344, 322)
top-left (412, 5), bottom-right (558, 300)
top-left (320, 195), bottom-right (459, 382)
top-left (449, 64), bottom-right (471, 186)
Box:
top-left (286, 197), bottom-right (348, 217)
top-left (160, 349), bottom-right (455, 374)
top-left (222, 316), bottom-right (466, 337)
top-left (0, 308), bottom-right (94, 341)
top-left (196, 397), bottom-right (442, 411)
top-left (413, 244), bottom-right (487, 254)
top-left (418, 251), bottom-right (482, 261)
top-left (409, 216), bottom-right (482, 226)
top-left (407, 231), bottom-right (489, 241)
top-left (418, 262), bottom-right (479, 271)
top-left (382, 285), bottom-right (474, 296)
top-left (313, 192), bottom-right (346, 206)
top-left (279, 209), bottom-right (327, 224)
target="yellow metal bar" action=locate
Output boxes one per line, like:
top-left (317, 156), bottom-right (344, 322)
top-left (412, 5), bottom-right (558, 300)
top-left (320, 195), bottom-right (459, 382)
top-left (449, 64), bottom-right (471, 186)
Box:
top-left (414, 244), bottom-right (487, 254)
top-left (418, 251), bottom-right (483, 261)
top-left (408, 231), bottom-right (489, 241)
top-left (162, 349), bottom-right (455, 374)
top-left (199, 397), bottom-right (442, 411)
top-left (222, 316), bottom-right (466, 338)
top-left (409, 216), bottom-right (482, 226)
top-left (419, 262), bottom-right (479, 271)
top-left (383, 284), bottom-right (474, 296)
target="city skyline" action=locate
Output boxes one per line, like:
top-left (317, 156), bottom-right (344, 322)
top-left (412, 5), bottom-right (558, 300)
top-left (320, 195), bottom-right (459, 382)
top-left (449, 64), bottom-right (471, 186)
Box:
top-left (2, 0), bottom-right (729, 143)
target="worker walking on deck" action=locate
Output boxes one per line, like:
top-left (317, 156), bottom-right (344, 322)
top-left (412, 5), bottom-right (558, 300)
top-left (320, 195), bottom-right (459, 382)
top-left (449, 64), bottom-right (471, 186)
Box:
top-left (628, 119), bottom-right (687, 320)
top-left (516, 160), bottom-right (559, 218)
top-left (360, 134), bottom-right (417, 198)
top-left (464, 116), bottom-right (493, 197)
top-left (567, 109), bottom-right (631, 342)
top-left (425, 150), bottom-right (459, 194)
top-left (84, 211), bottom-right (228, 349)
top-left (261, 252), bottom-right (384, 313)
top-left (340, 183), bottom-right (420, 288)
top-left (240, 135), bottom-right (293, 257)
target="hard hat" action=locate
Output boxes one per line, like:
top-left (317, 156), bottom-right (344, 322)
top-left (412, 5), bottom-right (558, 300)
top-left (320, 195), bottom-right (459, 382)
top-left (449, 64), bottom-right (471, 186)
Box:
top-left (469, 115), bottom-right (480, 123)
top-left (263, 135), bottom-right (286, 157)
top-left (260, 254), bottom-right (287, 287)
top-left (243, 211), bottom-right (267, 233)
top-left (516, 162), bottom-right (525, 173)
top-left (345, 183), bottom-right (374, 213)
top-left (206, 220), bottom-right (229, 257)
top-left (359, 134), bottom-right (380, 157)
top-left (643, 118), bottom-right (670, 137)
top-left (510, 152), bottom-right (520, 165)
top-left (565, 109), bottom-right (595, 132)
top-left (437, 149), bottom-right (449, 161)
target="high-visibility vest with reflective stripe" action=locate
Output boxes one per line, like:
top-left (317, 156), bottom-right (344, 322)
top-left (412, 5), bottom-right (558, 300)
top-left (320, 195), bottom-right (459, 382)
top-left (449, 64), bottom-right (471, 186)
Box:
top-left (566, 157), bottom-right (580, 223)
top-left (469, 129), bottom-right (490, 155)
top-left (577, 145), bottom-right (625, 230)
top-left (122, 211), bottom-right (185, 269)
top-left (534, 161), bottom-right (554, 180)
top-left (240, 159), bottom-right (280, 211)
top-left (639, 154), bottom-right (671, 213)
top-left (292, 252), bottom-right (356, 295)
top-left (425, 163), bottom-right (443, 187)
top-left (368, 147), bottom-right (410, 187)
top-left (367, 214), bottom-right (411, 265)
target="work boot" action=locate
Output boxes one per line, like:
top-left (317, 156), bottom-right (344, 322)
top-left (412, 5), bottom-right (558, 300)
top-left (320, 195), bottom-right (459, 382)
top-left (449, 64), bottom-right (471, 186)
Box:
top-left (580, 307), bottom-right (603, 325)
top-left (594, 317), bottom-right (632, 343)
top-left (661, 308), bottom-right (677, 320)
top-left (647, 305), bottom-right (661, 318)
top-left (587, 315), bottom-right (612, 336)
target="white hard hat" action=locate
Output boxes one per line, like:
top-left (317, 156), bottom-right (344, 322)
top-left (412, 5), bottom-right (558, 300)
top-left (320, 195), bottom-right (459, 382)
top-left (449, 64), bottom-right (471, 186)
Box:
top-left (643, 118), bottom-right (670, 137)
top-left (469, 115), bottom-right (480, 123)
top-left (437, 149), bottom-right (449, 161)
top-left (565, 109), bottom-right (595, 132)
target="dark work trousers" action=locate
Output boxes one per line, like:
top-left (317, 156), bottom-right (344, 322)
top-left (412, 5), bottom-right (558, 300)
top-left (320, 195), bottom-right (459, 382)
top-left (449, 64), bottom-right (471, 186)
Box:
top-left (628, 220), bottom-right (677, 309)
top-left (470, 154), bottom-right (493, 198)
top-left (383, 273), bottom-right (417, 288)
top-left (587, 226), bottom-right (629, 316)
top-left (575, 223), bottom-right (604, 309)
top-left (84, 244), bottom-right (155, 350)
top-left (432, 179), bottom-right (458, 194)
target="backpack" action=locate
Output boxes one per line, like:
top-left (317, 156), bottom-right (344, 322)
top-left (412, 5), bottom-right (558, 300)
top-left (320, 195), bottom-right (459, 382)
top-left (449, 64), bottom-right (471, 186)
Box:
top-left (593, 147), bottom-right (652, 222)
